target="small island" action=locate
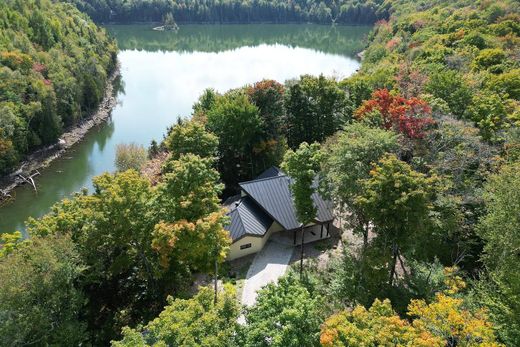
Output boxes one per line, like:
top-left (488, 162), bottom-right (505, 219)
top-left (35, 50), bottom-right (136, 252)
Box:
top-left (153, 12), bottom-right (179, 31)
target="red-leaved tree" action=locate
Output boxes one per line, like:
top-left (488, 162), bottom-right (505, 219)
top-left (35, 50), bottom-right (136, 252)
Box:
top-left (355, 89), bottom-right (435, 139)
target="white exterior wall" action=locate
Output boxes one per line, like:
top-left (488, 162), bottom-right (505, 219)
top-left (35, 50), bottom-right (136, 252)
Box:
top-left (227, 221), bottom-right (284, 261)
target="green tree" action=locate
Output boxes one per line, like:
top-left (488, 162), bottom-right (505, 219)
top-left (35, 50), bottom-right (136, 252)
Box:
top-left (193, 88), bottom-right (218, 114)
top-left (322, 122), bottom-right (399, 246)
top-left (282, 142), bottom-right (322, 277)
top-left (465, 91), bottom-right (509, 141)
top-left (475, 162), bottom-right (520, 345)
top-left (425, 70), bottom-right (472, 118)
top-left (247, 79), bottom-right (285, 139)
top-left (0, 0), bottom-right (117, 174)
top-left (420, 117), bottom-right (496, 269)
top-left (241, 274), bottom-right (324, 347)
top-left (205, 91), bottom-right (263, 186)
top-left (356, 154), bottom-right (438, 285)
top-left (27, 161), bottom-right (230, 343)
top-left (155, 154), bottom-right (223, 222)
top-left (113, 285), bottom-right (239, 347)
top-left (27, 170), bottom-right (159, 343)
top-left (152, 154), bottom-right (230, 272)
top-left (0, 231), bottom-right (24, 257)
top-left (282, 142), bottom-right (322, 226)
top-left (285, 75), bottom-right (350, 148)
top-left (115, 143), bottom-right (147, 172)
top-left (0, 235), bottom-right (87, 346)
top-left (164, 119), bottom-right (218, 160)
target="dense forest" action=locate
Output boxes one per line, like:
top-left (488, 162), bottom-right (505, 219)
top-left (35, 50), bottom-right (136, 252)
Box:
top-left (68, 0), bottom-right (386, 25)
top-left (0, 0), bottom-right (117, 175)
top-left (1, 0), bottom-right (520, 346)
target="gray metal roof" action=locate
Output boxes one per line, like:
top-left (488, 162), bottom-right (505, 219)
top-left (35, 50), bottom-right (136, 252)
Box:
top-left (256, 166), bottom-right (284, 180)
top-left (239, 173), bottom-right (334, 230)
top-left (224, 196), bottom-right (273, 241)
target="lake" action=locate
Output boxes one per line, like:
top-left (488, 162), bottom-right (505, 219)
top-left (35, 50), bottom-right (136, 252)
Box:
top-left (0, 24), bottom-right (370, 233)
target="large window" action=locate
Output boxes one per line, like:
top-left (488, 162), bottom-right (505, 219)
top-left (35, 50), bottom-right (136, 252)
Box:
top-left (240, 243), bottom-right (252, 250)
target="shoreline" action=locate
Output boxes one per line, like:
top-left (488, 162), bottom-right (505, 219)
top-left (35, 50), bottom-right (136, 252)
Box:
top-left (0, 63), bottom-right (121, 201)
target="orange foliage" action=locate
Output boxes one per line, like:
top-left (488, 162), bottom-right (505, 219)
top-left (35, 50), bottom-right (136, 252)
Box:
top-left (354, 89), bottom-right (435, 139)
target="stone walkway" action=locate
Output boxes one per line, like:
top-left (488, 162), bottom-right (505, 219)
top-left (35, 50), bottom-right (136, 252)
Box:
top-left (240, 240), bottom-right (294, 307)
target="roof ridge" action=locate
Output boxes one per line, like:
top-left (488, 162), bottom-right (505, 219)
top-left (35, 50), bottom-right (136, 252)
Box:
top-left (239, 173), bottom-right (288, 185)
top-left (239, 177), bottom-right (292, 230)
top-left (234, 205), bottom-right (246, 236)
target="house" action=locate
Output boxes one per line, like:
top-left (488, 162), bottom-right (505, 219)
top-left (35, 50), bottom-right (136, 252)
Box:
top-left (225, 167), bottom-right (334, 260)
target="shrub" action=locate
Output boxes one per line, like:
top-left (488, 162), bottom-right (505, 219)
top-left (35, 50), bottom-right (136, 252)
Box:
top-left (115, 143), bottom-right (147, 172)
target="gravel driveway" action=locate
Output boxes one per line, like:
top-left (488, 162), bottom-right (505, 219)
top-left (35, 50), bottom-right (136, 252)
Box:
top-left (240, 240), bottom-right (294, 307)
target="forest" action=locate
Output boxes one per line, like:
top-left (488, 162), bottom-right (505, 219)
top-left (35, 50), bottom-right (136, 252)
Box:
top-left (0, 0), bottom-right (117, 175)
top-left (68, 0), bottom-right (386, 25)
top-left (1, 0), bottom-right (520, 346)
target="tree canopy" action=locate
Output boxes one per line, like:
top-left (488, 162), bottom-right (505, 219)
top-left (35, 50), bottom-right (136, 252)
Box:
top-left (67, 0), bottom-right (386, 25)
top-left (0, 0), bottom-right (117, 174)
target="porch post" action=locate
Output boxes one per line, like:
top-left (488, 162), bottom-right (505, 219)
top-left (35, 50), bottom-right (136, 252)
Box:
top-left (320, 224), bottom-right (323, 238)
top-left (327, 222), bottom-right (330, 236)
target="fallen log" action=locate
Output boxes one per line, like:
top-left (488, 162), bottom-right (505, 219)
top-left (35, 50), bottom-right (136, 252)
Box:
top-left (17, 170), bottom-right (40, 193)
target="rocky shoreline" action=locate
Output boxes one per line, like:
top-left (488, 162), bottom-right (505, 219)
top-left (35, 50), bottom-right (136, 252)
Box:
top-left (0, 64), bottom-right (121, 201)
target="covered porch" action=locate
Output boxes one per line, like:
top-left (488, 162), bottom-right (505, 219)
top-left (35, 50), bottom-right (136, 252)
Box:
top-left (270, 222), bottom-right (331, 246)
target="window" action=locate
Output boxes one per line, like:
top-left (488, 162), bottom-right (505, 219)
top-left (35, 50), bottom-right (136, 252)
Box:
top-left (240, 243), bottom-right (252, 250)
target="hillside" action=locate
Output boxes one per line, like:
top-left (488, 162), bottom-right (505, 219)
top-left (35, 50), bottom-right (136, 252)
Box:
top-left (0, 0), bottom-right (117, 175)
top-left (357, 0), bottom-right (519, 141)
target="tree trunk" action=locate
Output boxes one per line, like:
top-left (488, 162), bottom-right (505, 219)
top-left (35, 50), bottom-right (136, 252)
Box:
top-left (300, 225), bottom-right (305, 280)
top-left (397, 251), bottom-right (409, 279)
top-left (214, 258), bottom-right (218, 304)
top-left (363, 222), bottom-right (368, 248)
top-left (389, 243), bottom-right (398, 286)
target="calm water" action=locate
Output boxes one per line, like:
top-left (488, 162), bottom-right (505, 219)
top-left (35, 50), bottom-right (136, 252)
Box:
top-left (0, 24), bottom-right (370, 233)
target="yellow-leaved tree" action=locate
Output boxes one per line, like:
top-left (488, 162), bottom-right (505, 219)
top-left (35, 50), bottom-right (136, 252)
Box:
top-left (321, 268), bottom-right (503, 347)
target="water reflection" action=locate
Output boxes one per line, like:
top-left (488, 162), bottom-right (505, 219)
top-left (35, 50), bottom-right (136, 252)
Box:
top-left (106, 24), bottom-right (371, 56)
top-left (1, 121), bottom-right (116, 232)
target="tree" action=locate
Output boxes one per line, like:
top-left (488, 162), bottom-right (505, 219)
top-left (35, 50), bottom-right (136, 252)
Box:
top-left (465, 91), bottom-right (508, 142)
top-left (164, 119), bottom-right (218, 160)
top-left (475, 162), bottom-right (520, 345)
top-left (27, 170), bottom-right (159, 343)
top-left (355, 89), bottom-right (435, 139)
top-left (355, 154), bottom-right (438, 285)
top-left (0, 231), bottom-right (24, 257)
top-left (27, 160), bottom-right (230, 344)
top-left (321, 292), bottom-right (502, 347)
top-left (285, 75), bottom-right (350, 148)
top-left (425, 70), bottom-right (472, 118)
top-left (155, 154), bottom-right (223, 222)
top-left (205, 91), bottom-right (264, 187)
top-left (282, 142), bottom-right (322, 278)
top-left (246, 80), bottom-right (288, 171)
top-left (473, 48), bottom-right (507, 72)
top-left (0, 0), bottom-right (117, 174)
top-left (112, 285), bottom-right (239, 347)
top-left (162, 12), bottom-right (178, 30)
top-left (246, 79), bottom-right (285, 139)
top-left (0, 235), bottom-right (87, 346)
top-left (419, 116), bottom-right (496, 269)
top-left (115, 143), bottom-right (147, 172)
top-left (322, 122), bottom-right (399, 246)
top-left (241, 274), bottom-right (324, 347)
top-left (321, 298), bottom-right (441, 346)
top-left (152, 154), bottom-right (230, 272)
